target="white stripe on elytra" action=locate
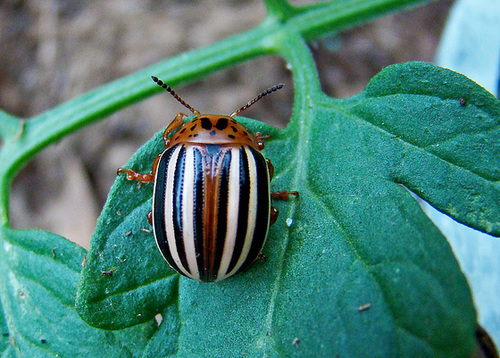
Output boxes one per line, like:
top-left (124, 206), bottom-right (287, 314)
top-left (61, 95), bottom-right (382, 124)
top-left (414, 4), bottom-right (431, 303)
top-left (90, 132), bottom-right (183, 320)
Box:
top-left (226, 146), bottom-right (257, 277)
top-left (217, 147), bottom-right (241, 280)
top-left (163, 145), bottom-right (192, 278)
top-left (182, 147), bottom-right (200, 281)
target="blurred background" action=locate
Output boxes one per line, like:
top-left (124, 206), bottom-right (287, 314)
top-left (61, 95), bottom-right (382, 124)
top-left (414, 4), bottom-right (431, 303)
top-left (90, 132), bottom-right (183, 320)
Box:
top-left (0, 0), bottom-right (452, 248)
top-left (3, 0), bottom-right (500, 350)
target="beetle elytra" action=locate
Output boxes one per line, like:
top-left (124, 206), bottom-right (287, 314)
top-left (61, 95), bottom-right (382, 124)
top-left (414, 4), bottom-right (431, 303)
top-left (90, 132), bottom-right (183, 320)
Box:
top-left (118, 76), bottom-right (298, 282)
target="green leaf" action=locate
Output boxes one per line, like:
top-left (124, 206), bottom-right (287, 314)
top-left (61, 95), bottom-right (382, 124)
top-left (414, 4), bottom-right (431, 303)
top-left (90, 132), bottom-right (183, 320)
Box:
top-left (0, 228), bottom-right (157, 357)
top-left (0, 0), bottom-right (432, 229)
top-left (75, 118), bottom-right (274, 329)
top-left (347, 61), bottom-right (500, 235)
top-left (2, 0), bottom-right (497, 356)
top-left (434, 0), bottom-right (500, 346)
top-left (76, 62), bottom-right (488, 356)
top-left (1, 298), bottom-right (12, 356)
top-left (0, 0), bottom-right (432, 227)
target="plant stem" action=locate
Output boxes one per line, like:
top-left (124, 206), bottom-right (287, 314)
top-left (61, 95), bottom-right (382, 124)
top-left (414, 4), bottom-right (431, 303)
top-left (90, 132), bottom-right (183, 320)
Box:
top-left (0, 0), bottom-right (432, 227)
top-left (0, 111), bottom-right (23, 141)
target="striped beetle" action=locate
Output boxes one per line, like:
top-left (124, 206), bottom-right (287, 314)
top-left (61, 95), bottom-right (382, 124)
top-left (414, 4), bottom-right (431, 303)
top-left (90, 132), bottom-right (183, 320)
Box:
top-left (118, 76), bottom-right (298, 282)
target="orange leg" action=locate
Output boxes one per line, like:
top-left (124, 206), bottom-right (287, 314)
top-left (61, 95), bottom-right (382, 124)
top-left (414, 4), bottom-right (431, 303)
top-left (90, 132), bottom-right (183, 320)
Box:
top-left (117, 151), bottom-right (163, 184)
top-left (255, 132), bottom-right (271, 140)
top-left (270, 206), bottom-right (279, 225)
top-left (269, 191), bottom-right (299, 225)
top-left (163, 112), bottom-right (187, 147)
top-left (117, 168), bottom-right (154, 183)
top-left (255, 132), bottom-right (271, 150)
top-left (266, 159), bottom-right (274, 180)
top-left (118, 111), bottom-right (186, 183)
top-left (266, 155), bottom-right (298, 225)
top-left (271, 190), bottom-right (299, 200)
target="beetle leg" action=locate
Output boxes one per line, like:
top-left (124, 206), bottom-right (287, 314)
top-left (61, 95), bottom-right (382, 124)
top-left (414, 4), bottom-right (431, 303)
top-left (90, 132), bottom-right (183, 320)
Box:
top-left (255, 132), bottom-right (271, 150)
top-left (163, 112), bottom-right (187, 146)
top-left (269, 191), bottom-right (298, 225)
top-left (255, 132), bottom-right (271, 140)
top-left (147, 211), bottom-right (153, 225)
top-left (266, 159), bottom-right (274, 180)
top-left (117, 150), bottom-right (163, 185)
top-left (271, 190), bottom-right (299, 200)
top-left (270, 206), bottom-right (279, 225)
top-left (150, 152), bottom-right (162, 178)
top-left (117, 167), bottom-right (154, 183)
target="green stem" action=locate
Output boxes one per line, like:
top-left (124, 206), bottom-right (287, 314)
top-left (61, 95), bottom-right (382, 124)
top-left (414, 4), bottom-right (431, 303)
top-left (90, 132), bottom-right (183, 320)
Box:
top-left (0, 0), bottom-right (432, 227)
top-left (0, 111), bottom-right (22, 141)
top-left (289, 0), bottom-right (434, 41)
top-left (0, 21), bottom-right (278, 226)
top-left (262, 0), bottom-right (299, 20)
top-left (274, 31), bottom-right (323, 133)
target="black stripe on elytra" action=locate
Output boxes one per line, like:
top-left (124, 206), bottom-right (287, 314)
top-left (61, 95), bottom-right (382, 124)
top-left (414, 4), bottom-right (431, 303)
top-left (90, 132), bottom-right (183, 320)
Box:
top-left (237, 147), bottom-right (270, 274)
top-left (227, 147), bottom-right (250, 274)
top-left (192, 147), bottom-right (204, 278)
top-left (172, 145), bottom-right (190, 274)
top-left (153, 145), bottom-right (184, 275)
top-left (209, 149), bottom-right (231, 281)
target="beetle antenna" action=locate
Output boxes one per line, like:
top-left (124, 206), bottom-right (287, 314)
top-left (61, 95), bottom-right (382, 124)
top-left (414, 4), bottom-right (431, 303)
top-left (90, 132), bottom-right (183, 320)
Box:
top-left (151, 76), bottom-right (200, 115)
top-left (230, 83), bottom-right (284, 117)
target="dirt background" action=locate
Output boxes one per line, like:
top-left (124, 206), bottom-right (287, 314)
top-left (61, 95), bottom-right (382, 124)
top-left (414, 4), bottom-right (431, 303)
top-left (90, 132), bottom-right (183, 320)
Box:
top-left (0, 0), bottom-right (453, 249)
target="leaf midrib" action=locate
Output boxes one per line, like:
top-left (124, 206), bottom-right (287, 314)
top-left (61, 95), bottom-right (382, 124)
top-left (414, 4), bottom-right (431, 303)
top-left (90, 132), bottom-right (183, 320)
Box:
top-left (254, 82), bottom-right (315, 355)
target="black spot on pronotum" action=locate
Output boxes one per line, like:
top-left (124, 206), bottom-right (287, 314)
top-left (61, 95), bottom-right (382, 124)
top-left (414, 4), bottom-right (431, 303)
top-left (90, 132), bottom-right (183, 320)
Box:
top-left (459, 97), bottom-right (467, 106)
top-left (216, 117), bottom-right (228, 130)
top-left (200, 117), bottom-right (212, 130)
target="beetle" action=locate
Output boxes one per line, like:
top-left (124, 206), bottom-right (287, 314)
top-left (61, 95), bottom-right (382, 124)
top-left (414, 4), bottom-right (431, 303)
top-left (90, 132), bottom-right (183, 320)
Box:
top-left (117, 76), bottom-right (298, 282)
